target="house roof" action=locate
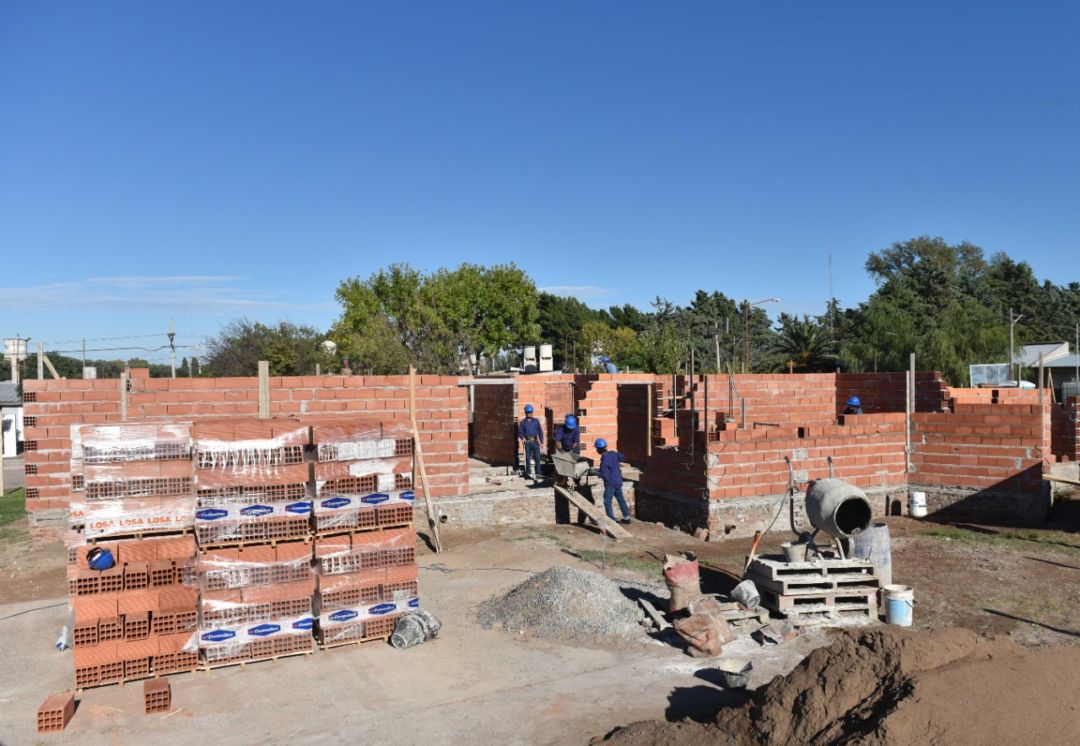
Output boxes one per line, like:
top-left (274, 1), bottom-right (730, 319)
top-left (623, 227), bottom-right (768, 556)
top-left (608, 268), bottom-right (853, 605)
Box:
top-left (1016, 342), bottom-right (1070, 366)
top-left (0, 382), bottom-right (20, 407)
top-left (1045, 354), bottom-right (1080, 369)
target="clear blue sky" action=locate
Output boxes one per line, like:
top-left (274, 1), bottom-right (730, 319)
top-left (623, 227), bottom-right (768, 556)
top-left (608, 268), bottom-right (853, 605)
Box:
top-left (2, 0), bottom-right (1077, 364)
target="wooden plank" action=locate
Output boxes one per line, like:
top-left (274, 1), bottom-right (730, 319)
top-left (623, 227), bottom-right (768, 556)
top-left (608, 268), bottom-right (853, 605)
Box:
top-left (553, 484), bottom-right (632, 540)
top-left (257, 361), bottom-right (270, 419)
top-left (746, 570), bottom-right (880, 596)
top-left (638, 597), bottom-right (670, 631)
top-left (1043, 473), bottom-right (1080, 487)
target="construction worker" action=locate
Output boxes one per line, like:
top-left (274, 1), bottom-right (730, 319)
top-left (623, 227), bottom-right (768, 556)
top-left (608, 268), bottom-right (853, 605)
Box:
top-left (554, 414), bottom-right (580, 457)
top-left (517, 404), bottom-right (544, 483)
top-left (594, 438), bottom-right (631, 524)
top-left (843, 396), bottom-right (863, 415)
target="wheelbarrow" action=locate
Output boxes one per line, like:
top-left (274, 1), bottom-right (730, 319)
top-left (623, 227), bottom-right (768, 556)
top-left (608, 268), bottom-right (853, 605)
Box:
top-left (551, 450), bottom-right (590, 488)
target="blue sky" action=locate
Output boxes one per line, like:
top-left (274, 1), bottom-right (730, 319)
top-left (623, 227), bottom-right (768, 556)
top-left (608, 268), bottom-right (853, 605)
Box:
top-left (2, 1), bottom-right (1077, 364)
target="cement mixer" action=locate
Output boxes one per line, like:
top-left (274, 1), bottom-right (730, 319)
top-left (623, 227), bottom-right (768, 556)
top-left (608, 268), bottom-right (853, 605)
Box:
top-left (805, 478), bottom-right (874, 540)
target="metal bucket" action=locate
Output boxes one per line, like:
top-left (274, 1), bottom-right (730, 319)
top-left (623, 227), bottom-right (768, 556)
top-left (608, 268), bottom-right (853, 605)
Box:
top-left (781, 541), bottom-right (809, 562)
top-left (716, 658), bottom-right (753, 689)
top-left (730, 579), bottom-right (760, 609)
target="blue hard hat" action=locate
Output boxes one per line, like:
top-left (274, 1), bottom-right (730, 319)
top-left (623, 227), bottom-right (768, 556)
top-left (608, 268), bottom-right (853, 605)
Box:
top-left (565, 415), bottom-right (577, 429)
top-left (847, 396), bottom-right (861, 407)
top-left (86, 547), bottom-right (115, 572)
top-left (594, 438), bottom-right (607, 450)
top-left (524, 404), bottom-right (534, 413)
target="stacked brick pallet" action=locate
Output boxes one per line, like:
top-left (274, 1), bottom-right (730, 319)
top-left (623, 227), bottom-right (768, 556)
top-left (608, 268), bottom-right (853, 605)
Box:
top-left (192, 419), bottom-right (316, 666)
top-left (63, 414), bottom-right (420, 692)
top-left (67, 424), bottom-right (199, 688)
top-left (746, 555), bottom-right (879, 625)
top-left (309, 417), bottom-right (419, 648)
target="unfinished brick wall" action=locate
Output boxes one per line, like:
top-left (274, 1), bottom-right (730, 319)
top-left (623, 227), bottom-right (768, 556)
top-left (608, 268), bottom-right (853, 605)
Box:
top-left (910, 402), bottom-right (1050, 522)
top-left (837, 371), bottom-right (949, 413)
top-left (698, 374), bottom-right (837, 429)
top-left (470, 384), bottom-right (515, 464)
top-left (1051, 397), bottom-right (1079, 461)
top-left (23, 373), bottom-right (469, 522)
top-left (616, 384), bottom-right (650, 464)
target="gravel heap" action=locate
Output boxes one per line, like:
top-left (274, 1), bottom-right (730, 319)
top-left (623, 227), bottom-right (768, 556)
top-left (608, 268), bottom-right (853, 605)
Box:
top-left (478, 565), bottom-right (646, 641)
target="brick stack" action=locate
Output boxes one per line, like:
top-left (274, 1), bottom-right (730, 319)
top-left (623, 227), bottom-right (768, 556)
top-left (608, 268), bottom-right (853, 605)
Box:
top-left (192, 419), bottom-right (316, 666)
top-left (309, 417), bottom-right (419, 648)
top-left (67, 423), bottom-right (199, 689)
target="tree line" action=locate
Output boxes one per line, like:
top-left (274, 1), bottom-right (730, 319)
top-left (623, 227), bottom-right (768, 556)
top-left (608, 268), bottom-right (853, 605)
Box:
top-left (9, 237), bottom-right (1076, 386)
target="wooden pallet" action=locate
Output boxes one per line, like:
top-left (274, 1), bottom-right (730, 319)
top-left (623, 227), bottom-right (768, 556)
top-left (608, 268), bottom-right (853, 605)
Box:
top-left (319, 633), bottom-right (391, 651)
top-left (760, 587), bottom-right (876, 616)
top-left (199, 648), bottom-right (314, 671)
top-left (312, 522), bottom-right (411, 540)
top-left (747, 555), bottom-right (875, 581)
top-left (746, 569), bottom-right (880, 596)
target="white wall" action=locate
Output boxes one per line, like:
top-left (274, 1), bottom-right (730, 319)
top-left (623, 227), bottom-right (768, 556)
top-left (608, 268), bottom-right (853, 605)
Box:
top-left (1, 406), bottom-right (22, 457)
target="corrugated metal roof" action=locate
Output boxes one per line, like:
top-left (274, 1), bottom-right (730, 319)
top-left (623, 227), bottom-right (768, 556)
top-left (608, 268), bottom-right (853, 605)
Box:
top-left (1044, 354), bottom-right (1080, 368)
top-left (0, 382), bottom-right (20, 407)
top-left (1016, 342), bottom-right (1070, 366)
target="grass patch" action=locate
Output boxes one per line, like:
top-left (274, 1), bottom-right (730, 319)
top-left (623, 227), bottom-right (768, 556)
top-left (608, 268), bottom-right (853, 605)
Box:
top-left (0, 487), bottom-right (26, 527)
top-left (922, 526), bottom-right (1080, 556)
top-left (573, 549), bottom-right (660, 575)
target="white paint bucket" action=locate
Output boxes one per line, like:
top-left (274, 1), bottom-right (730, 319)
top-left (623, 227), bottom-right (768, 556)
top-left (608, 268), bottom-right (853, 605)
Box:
top-left (883, 584), bottom-right (914, 626)
top-left (909, 491), bottom-right (928, 518)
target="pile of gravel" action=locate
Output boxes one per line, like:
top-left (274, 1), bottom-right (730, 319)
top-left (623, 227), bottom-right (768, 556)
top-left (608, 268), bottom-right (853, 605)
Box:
top-left (478, 565), bottom-right (646, 641)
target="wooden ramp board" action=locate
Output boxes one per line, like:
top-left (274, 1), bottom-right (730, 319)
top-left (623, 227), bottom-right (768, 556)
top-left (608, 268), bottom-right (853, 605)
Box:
top-left (1043, 473), bottom-right (1080, 487)
top-left (553, 485), bottom-right (632, 540)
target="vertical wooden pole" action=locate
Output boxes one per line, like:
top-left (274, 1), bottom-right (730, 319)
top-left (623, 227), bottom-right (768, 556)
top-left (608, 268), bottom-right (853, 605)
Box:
top-left (120, 371), bottom-right (129, 421)
top-left (258, 361), bottom-right (270, 419)
top-left (37, 343), bottom-right (43, 379)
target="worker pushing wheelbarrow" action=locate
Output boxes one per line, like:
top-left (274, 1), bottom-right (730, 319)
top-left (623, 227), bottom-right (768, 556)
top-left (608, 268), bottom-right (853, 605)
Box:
top-left (551, 414), bottom-right (586, 485)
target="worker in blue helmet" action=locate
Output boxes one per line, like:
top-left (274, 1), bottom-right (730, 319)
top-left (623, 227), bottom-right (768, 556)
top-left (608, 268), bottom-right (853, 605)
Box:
top-left (554, 414), bottom-right (580, 457)
top-left (844, 396), bottom-right (863, 415)
top-left (593, 438), bottom-right (631, 524)
top-left (517, 403), bottom-right (544, 483)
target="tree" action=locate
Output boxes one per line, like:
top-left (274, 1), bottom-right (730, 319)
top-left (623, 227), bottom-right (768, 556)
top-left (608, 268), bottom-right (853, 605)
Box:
top-left (335, 263), bottom-right (540, 374)
top-left (771, 314), bottom-right (838, 372)
top-left (204, 320), bottom-right (336, 377)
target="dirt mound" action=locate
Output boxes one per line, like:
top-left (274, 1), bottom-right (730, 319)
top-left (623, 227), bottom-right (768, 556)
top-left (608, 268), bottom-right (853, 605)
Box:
top-left (597, 626), bottom-right (1080, 745)
top-left (477, 565), bottom-right (645, 641)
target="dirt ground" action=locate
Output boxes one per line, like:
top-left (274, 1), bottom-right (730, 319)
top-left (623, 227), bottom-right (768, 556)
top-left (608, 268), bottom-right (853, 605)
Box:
top-left (1, 490), bottom-right (1077, 745)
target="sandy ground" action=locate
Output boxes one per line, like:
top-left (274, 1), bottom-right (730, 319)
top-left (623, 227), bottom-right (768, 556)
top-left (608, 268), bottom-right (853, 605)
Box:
top-left (0, 524), bottom-right (828, 746)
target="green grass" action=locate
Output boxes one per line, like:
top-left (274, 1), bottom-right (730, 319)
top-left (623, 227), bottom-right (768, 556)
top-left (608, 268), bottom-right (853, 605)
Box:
top-left (0, 487), bottom-right (26, 527)
top-left (573, 549), bottom-right (661, 575)
top-left (922, 526), bottom-right (1080, 556)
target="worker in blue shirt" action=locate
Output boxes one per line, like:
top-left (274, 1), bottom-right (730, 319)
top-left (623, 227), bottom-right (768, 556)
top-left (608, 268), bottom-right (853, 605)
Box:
top-left (517, 404), bottom-right (544, 483)
top-left (554, 414), bottom-right (580, 457)
top-left (594, 438), bottom-right (631, 524)
top-left (843, 396), bottom-right (863, 415)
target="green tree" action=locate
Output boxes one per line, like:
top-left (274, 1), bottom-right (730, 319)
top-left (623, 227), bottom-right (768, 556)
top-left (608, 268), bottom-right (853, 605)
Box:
top-left (771, 314), bottom-right (838, 372)
top-left (205, 320), bottom-right (336, 377)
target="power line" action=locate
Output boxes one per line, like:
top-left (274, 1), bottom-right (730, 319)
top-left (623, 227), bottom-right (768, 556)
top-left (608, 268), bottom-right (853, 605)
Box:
top-left (41, 332), bottom-right (213, 346)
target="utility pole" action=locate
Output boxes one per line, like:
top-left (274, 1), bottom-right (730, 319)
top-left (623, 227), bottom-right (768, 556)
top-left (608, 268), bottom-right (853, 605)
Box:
top-left (742, 301), bottom-right (750, 374)
top-left (1009, 307), bottom-right (1023, 382)
top-left (169, 319), bottom-right (177, 378)
top-left (714, 322), bottom-right (721, 373)
top-left (82, 338), bottom-right (87, 379)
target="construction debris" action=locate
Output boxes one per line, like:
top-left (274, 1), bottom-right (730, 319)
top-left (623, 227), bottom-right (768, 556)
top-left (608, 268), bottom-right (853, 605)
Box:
top-left (662, 553), bottom-right (701, 613)
top-left (671, 596), bottom-right (735, 657)
top-left (478, 565), bottom-right (646, 642)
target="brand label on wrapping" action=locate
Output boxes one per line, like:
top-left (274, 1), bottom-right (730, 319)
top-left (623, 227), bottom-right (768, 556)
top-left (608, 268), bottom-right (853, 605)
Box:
top-left (240, 504), bottom-right (274, 517)
top-left (361, 493), bottom-right (390, 505)
top-left (367, 602), bottom-right (397, 616)
top-left (291, 617), bottom-right (314, 630)
top-left (400, 490), bottom-right (415, 501)
top-left (321, 496), bottom-right (352, 510)
top-left (328, 609), bottom-right (359, 623)
top-left (408, 598), bottom-right (420, 608)
top-left (202, 629), bottom-right (236, 643)
top-left (196, 509), bottom-right (229, 521)
top-left (285, 501), bottom-right (312, 515)
top-left (247, 623), bottom-right (281, 637)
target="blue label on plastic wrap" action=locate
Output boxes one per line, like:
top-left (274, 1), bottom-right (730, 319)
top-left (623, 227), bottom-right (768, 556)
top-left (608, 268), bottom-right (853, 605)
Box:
top-left (291, 617), bottom-right (314, 630)
top-left (361, 493), bottom-right (390, 505)
top-left (247, 623), bottom-right (282, 637)
top-left (328, 610), bottom-right (359, 623)
top-left (367, 603), bottom-right (397, 616)
top-left (201, 629), bottom-right (236, 642)
top-left (399, 491), bottom-right (415, 501)
top-left (196, 509), bottom-right (229, 521)
top-left (240, 504), bottom-right (273, 517)
top-left (408, 598), bottom-right (419, 608)
top-left (285, 501), bottom-right (312, 515)
top-left (320, 496), bottom-right (351, 510)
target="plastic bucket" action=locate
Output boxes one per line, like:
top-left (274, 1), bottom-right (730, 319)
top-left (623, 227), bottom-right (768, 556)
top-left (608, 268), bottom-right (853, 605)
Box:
top-left (883, 584), bottom-right (914, 626)
top-left (850, 522), bottom-right (892, 588)
top-left (731, 580), bottom-right (760, 610)
top-left (909, 491), bottom-right (928, 518)
top-left (781, 541), bottom-right (808, 562)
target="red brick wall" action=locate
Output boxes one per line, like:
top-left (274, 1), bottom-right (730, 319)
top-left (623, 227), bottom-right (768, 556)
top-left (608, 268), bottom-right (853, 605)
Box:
top-left (470, 384), bottom-right (516, 464)
top-left (837, 371), bottom-right (949, 413)
top-left (910, 402), bottom-right (1048, 494)
top-left (22, 374), bottom-right (469, 513)
top-left (704, 414), bottom-right (907, 501)
top-left (699, 374), bottom-right (837, 428)
top-left (1051, 397), bottom-right (1079, 461)
top-left (616, 384), bottom-right (650, 464)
